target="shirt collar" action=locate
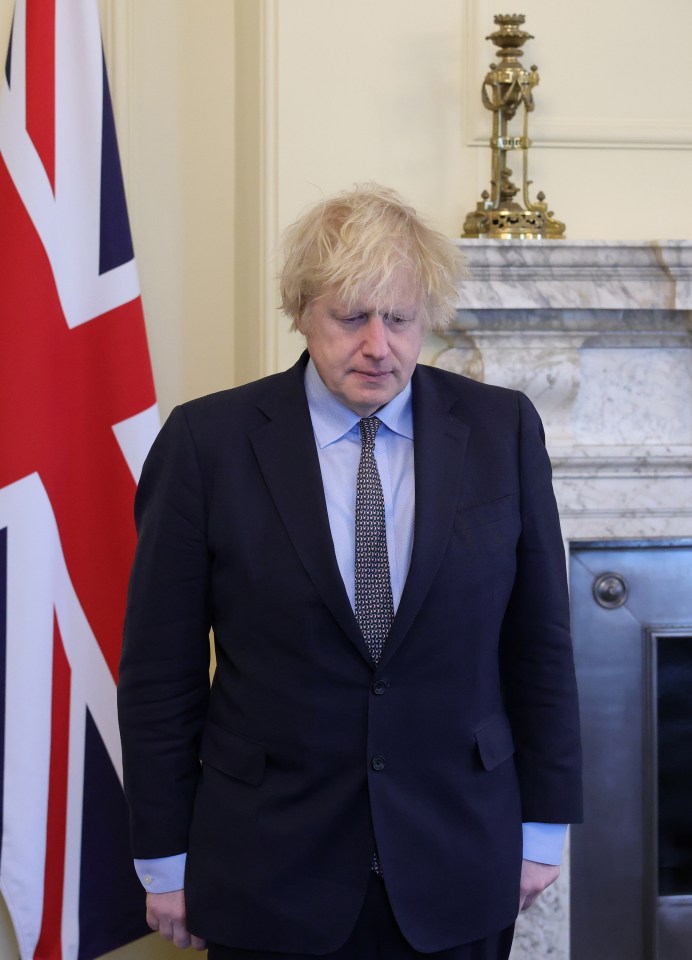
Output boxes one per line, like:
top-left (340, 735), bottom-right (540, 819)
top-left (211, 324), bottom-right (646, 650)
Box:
top-left (304, 357), bottom-right (414, 449)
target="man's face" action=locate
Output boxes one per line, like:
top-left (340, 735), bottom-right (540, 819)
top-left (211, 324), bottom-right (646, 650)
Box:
top-left (300, 282), bottom-right (425, 417)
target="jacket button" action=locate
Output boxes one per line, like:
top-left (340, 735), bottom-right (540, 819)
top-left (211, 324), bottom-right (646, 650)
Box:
top-left (372, 679), bottom-right (388, 695)
top-left (371, 755), bottom-right (386, 771)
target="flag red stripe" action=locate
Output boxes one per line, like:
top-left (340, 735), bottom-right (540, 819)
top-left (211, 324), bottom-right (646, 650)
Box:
top-left (0, 155), bottom-right (156, 680)
top-left (34, 616), bottom-right (70, 960)
top-left (26, 0), bottom-right (56, 191)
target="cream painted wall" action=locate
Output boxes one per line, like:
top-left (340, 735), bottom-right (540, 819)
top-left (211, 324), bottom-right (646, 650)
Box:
top-left (114, 0), bottom-right (236, 423)
top-left (1, 1), bottom-right (691, 958)
top-left (268, 0), bottom-right (692, 373)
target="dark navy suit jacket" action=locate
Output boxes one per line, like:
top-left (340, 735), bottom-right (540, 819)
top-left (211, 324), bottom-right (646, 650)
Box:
top-left (118, 352), bottom-right (582, 953)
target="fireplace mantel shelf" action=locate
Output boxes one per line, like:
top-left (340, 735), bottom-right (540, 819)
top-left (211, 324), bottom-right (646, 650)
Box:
top-left (452, 239), bottom-right (692, 312)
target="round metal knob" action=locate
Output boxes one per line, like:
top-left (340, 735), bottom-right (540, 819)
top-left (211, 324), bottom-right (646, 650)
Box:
top-left (592, 572), bottom-right (628, 609)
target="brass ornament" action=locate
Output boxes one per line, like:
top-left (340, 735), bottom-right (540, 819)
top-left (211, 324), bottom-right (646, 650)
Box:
top-left (462, 13), bottom-right (565, 240)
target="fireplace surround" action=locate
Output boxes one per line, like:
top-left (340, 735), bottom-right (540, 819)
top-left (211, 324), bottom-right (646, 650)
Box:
top-left (441, 240), bottom-right (692, 959)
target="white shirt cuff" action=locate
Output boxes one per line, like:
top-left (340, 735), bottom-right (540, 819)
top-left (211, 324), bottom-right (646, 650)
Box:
top-left (522, 822), bottom-right (568, 865)
top-left (134, 852), bottom-right (187, 893)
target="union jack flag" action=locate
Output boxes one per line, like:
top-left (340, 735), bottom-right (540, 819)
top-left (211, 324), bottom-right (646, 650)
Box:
top-left (0, 2), bottom-right (158, 957)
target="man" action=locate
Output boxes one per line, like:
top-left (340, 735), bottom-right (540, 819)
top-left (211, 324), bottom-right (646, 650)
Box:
top-left (118, 185), bottom-right (582, 960)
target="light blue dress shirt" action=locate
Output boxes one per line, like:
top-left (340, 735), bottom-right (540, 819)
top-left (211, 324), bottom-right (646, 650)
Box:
top-left (304, 358), bottom-right (415, 615)
top-left (133, 360), bottom-right (565, 893)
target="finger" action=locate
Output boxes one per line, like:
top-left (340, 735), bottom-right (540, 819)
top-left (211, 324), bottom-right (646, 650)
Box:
top-left (155, 918), bottom-right (174, 941)
top-left (191, 935), bottom-right (208, 950)
top-left (172, 923), bottom-right (192, 950)
top-left (520, 891), bottom-right (538, 912)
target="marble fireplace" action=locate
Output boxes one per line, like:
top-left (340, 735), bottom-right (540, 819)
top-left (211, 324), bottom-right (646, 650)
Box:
top-left (440, 240), bottom-right (692, 959)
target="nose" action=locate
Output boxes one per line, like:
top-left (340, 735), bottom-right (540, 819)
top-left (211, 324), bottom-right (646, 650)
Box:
top-left (362, 316), bottom-right (390, 360)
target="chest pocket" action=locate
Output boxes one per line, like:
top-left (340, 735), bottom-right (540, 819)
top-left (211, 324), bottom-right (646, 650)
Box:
top-left (455, 494), bottom-right (515, 532)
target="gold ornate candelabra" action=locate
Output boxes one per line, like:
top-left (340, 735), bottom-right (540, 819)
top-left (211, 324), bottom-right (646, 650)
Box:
top-left (462, 13), bottom-right (565, 240)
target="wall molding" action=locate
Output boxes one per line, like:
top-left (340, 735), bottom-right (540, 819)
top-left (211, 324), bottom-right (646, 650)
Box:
top-left (463, 0), bottom-right (692, 152)
top-left (233, 0), bottom-right (281, 381)
top-left (259, 0), bottom-right (280, 377)
top-left (468, 118), bottom-right (692, 151)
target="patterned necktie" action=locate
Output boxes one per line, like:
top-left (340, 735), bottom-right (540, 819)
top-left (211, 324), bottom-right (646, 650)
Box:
top-left (355, 417), bottom-right (393, 877)
top-left (355, 416), bottom-right (394, 665)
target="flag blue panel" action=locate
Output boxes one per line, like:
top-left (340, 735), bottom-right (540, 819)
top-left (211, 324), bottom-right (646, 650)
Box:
top-left (98, 51), bottom-right (134, 276)
top-left (77, 709), bottom-right (149, 960)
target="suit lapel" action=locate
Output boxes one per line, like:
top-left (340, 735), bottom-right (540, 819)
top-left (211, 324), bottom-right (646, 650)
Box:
top-left (379, 365), bottom-right (470, 668)
top-left (250, 356), bottom-right (471, 670)
top-left (249, 355), bottom-right (372, 665)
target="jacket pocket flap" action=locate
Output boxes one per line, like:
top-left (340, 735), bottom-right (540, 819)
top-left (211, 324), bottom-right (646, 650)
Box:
top-left (455, 495), bottom-right (513, 532)
top-left (200, 720), bottom-right (266, 786)
top-left (474, 714), bottom-right (515, 771)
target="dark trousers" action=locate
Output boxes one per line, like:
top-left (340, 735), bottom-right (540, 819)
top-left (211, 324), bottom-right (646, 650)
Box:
top-left (207, 873), bottom-right (515, 960)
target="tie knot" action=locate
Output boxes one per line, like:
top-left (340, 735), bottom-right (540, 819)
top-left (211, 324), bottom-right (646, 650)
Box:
top-left (359, 416), bottom-right (381, 445)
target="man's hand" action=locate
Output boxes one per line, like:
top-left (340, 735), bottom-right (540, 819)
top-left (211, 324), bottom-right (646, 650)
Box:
top-left (518, 859), bottom-right (560, 912)
top-left (146, 889), bottom-right (207, 950)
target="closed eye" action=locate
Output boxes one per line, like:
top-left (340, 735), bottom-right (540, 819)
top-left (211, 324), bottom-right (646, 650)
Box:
top-left (332, 310), bottom-right (415, 326)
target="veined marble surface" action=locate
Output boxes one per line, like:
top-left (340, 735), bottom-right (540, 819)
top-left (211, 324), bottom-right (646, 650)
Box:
top-left (453, 239), bottom-right (692, 311)
top-left (435, 239), bottom-right (692, 960)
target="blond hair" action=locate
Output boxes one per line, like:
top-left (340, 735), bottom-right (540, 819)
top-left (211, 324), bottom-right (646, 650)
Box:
top-left (279, 184), bottom-right (465, 331)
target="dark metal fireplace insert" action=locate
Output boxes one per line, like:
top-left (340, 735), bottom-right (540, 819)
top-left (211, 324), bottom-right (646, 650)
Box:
top-left (570, 539), bottom-right (692, 960)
